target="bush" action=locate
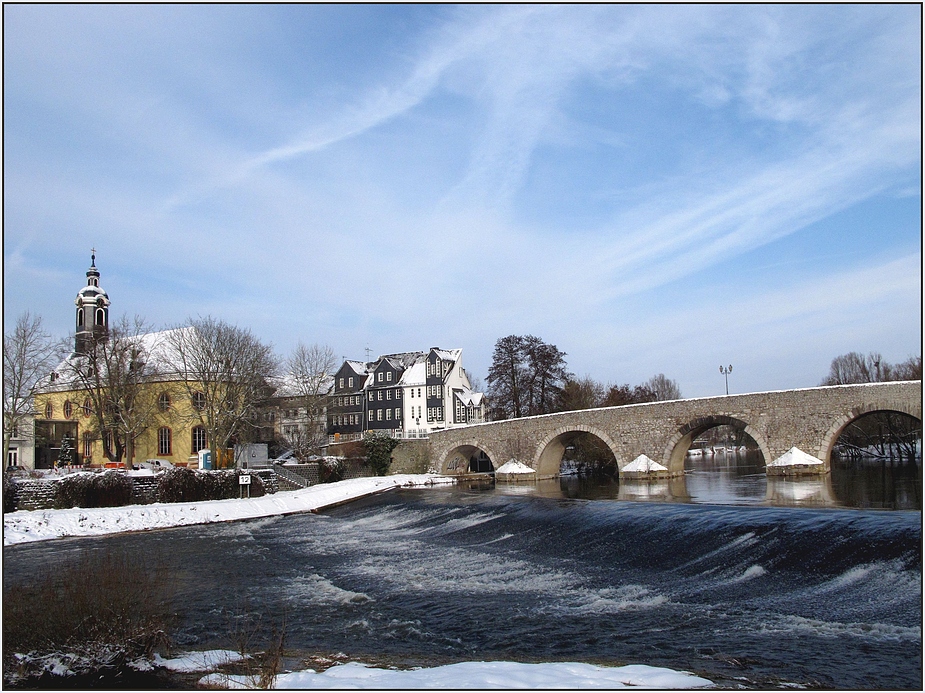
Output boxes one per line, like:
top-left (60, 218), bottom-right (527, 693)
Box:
top-left (157, 468), bottom-right (265, 503)
top-left (54, 471), bottom-right (132, 509)
top-left (3, 472), bottom-right (17, 513)
top-left (3, 548), bottom-right (174, 687)
top-left (363, 433), bottom-right (400, 476)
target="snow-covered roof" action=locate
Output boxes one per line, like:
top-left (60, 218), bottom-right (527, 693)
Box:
top-left (431, 348), bottom-right (462, 363)
top-left (398, 361), bottom-right (427, 386)
top-left (344, 360), bottom-right (367, 376)
top-left (454, 390), bottom-right (484, 407)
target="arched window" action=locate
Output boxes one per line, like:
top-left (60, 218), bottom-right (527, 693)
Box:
top-left (44, 402), bottom-right (53, 419)
top-left (192, 392), bottom-right (206, 411)
top-left (76, 308), bottom-right (84, 329)
top-left (82, 432), bottom-right (93, 460)
top-left (158, 392), bottom-right (171, 412)
top-left (95, 308), bottom-right (105, 326)
top-left (63, 401), bottom-right (73, 419)
top-left (82, 398), bottom-right (92, 417)
top-left (191, 426), bottom-right (208, 453)
top-left (158, 427), bottom-right (172, 456)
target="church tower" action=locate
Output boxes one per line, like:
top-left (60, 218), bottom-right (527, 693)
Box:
top-left (74, 250), bottom-right (110, 354)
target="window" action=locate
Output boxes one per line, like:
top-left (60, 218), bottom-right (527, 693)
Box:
top-left (63, 401), bottom-right (73, 419)
top-left (76, 308), bottom-right (83, 329)
top-left (368, 392), bottom-right (373, 402)
top-left (339, 378), bottom-right (344, 389)
top-left (377, 372), bottom-right (383, 382)
top-left (395, 408), bottom-right (401, 419)
top-left (410, 389), bottom-right (414, 398)
top-left (82, 433), bottom-right (93, 459)
top-left (386, 408), bottom-right (392, 420)
top-left (387, 390), bottom-right (392, 400)
top-left (7, 449), bottom-right (17, 467)
top-left (396, 390), bottom-right (401, 399)
top-left (158, 427), bottom-right (172, 456)
top-left (158, 392), bottom-right (171, 412)
top-left (368, 410), bottom-right (373, 422)
top-left (103, 429), bottom-right (115, 453)
top-left (191, 426), bottom-right (208, 453)
top-left (387, 372), bottom-right (392, 382)
top-left (192, 392), bottom-right (206, 411)
top-left (348, 377), bottom-right (354, 388)
top-left (377, 391), bottom-right (382, 401)
top-left (44, 402), bottom-right (53, 419)
top-left (82, 398), bottom-right (92, 417)
top-left (377, 409), bottom-right (383, 421)
top-left (95, 308), bottom-right (105, 326)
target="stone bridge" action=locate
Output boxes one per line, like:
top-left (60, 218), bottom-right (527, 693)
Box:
top-left (430, 382), bottom-right (922, 478)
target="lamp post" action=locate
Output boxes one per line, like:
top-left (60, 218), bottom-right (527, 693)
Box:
top-left (719, 364), bottom-right (732, 395)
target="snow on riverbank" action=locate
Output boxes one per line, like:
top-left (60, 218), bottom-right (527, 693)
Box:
top-left (189, 657), bottom-right (713, 689)
top-left (3, 474), bottom-right (454, 546)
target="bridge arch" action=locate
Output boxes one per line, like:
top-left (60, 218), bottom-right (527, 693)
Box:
top-left (436, 439), bottom-right (504, 476)
top-left (817, 400), bottom-right (922, 465)
top-left (533, 425), bottom-right (622, 479)
top-left (662, 415), bottom-right (772, 476)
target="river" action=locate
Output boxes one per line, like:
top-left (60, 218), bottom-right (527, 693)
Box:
top-left (3, 458), bottom-right (921, 689)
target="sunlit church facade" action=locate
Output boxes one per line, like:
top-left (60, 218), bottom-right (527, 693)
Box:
top-left (33, 255), bottom-right (213, 469)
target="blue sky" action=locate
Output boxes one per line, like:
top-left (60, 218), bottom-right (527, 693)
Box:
top-left (4, 4), bottom-right (921, 398)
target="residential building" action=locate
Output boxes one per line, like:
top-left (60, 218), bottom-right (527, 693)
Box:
top-left (327, 348), bottom-right (487, 442)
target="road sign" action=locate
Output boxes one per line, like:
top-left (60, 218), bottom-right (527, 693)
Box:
top-left (239, 474), bottom-right (251, 485)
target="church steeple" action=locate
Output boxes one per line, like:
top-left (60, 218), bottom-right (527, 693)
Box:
top-left (74, 249), bottom-right (110, 354)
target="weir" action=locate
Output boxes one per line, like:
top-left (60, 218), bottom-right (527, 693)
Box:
top-left (429, 381), bottom-right (922, 479)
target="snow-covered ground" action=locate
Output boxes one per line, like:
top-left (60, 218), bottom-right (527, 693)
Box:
top-left (157, 651), bottom-right (713, 689)
top-left (3, 474), bottom-right (454, 545)
top-left (5, 475), bottom-right (716, 689)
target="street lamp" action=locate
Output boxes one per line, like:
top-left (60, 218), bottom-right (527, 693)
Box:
top-left (719, 364), bottom-right (733, 395)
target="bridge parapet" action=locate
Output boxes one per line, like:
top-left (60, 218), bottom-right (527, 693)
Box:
top-left (429, 381), bottom-right (922, 479)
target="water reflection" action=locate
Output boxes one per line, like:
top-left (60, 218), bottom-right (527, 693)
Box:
top-left (485, 450), bottom-right (922, 510)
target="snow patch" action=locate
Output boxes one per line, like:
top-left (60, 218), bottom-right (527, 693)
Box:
top-left (201, 660), bottom-right (713, 689)
top-left (767, 447), bottom-right (824, 468)
top-left (622, 455), bottom-right (668, 473)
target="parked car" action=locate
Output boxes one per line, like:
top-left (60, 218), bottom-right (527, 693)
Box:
top-left (139, 459), bottom-right (174, 471)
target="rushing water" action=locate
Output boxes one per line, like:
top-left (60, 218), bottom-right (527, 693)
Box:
top-left (3, 463), bottom-right (922, 689)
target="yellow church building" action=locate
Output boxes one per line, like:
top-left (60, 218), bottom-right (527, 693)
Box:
top-left (33, 255), bottom-right (217, 469)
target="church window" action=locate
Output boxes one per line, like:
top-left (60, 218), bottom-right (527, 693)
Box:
top-left (63, 401), bottom-right (73, 419)
top-left (76, 308), bottom-right (84, 329)
top-left (158, 427), bottom-right (172, 456)
top-left (82, 432), bottom-right (93, 459)
top-left (82, 399), bottom-right (92, 416)
top-left (95, 308), bottom-right (105, 326)
top-left (44, 402), bottom-right (53, 419)
top-left (158, 393), bottom-right (171, 412)
top-left (191, 426), bottom-right (208, 453)
top-left (192, 392), bottom-right (206, 411)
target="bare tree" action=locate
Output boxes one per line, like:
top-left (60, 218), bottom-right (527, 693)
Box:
top-left (645, 373), bottom-right (682, 401)
top-left (283, 342), bottom-right (336, 457)
top-left (822, 351), bottom-right (922, 385)
top-left (3, 313), bottom-right (62, 465)
top-left (558, 376), bottom-right (605, 411)
top-left (59, 315), bottom-right (160, 465)
top-left (165, 317), bottom-right (278, 468)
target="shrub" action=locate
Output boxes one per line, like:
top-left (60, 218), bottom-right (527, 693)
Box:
top-left (157, 468), bottom-right (265, 503)
top-left (3, 548), bottom-right (174, 686)
top-left (363, 433), bottom-right (400, 476)
top-left (54, 471), bottom-right (132, 509)
top-left (3, 471), bottom-right (17, 513)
